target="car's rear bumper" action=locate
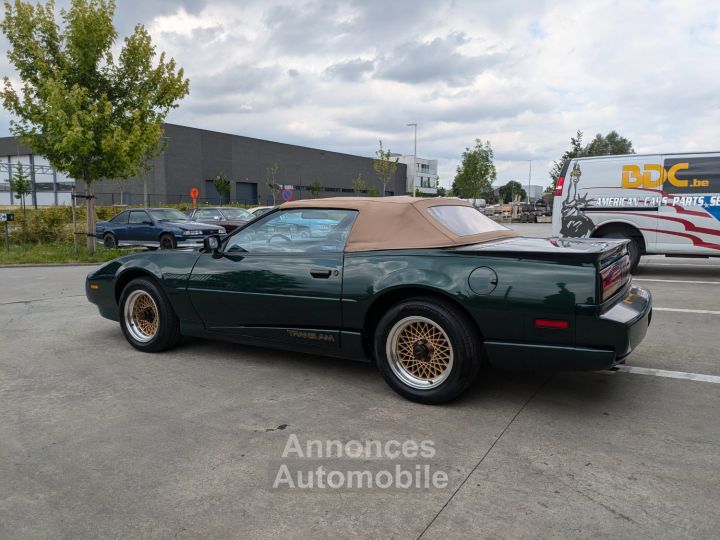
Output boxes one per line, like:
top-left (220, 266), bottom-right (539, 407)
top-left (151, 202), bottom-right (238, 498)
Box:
top-left (484, 284), bottom-right (652, 371)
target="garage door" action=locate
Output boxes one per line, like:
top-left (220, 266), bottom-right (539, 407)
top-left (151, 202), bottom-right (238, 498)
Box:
top-left (205, 179), bottom-right (229, 204)
top-left (236, 182), bottom-right (258, 205)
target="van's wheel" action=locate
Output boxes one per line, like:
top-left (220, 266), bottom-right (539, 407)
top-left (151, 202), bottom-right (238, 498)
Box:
top-left (603, 232), bottom-right (640, 271)
top-left (374, 297), bottom-right (481, 404)
top-left (119, 277), bottom-right (182, 352)
top-left (103, 233), bottom-right (117, 249)
top-left (159, 234), bottom-right (177, 250)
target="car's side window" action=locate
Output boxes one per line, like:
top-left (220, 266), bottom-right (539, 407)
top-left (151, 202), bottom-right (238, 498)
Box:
top-left (195, 209), bottom-right (223, 220)
top-left (225, 209), bottom-right (357, 254)
top-left (129, 211), bottom-right (149, 224)
top-left (110, 211), bottom-right (129, 224)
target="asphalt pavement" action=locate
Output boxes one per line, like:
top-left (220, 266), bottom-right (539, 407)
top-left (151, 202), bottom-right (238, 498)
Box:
top-left (0, 227), bottom-right (718, 539)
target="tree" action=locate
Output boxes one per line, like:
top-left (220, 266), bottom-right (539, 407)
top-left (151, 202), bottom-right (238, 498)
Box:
top-left (367, 185), bottom-right (380, 197)
top-left (9, 161), bottom-right (31, 214)
top-left (351, 173), bottom-right (368, 194)
top-left (436, 186), bottom-right (447, 197)
top-left (308, 180), bottom-right (322, 198)
top-left (452, 139), bottom-right (497, 202)
top-left (373, 140), bottom-right (398, 196)
top-left (213, 173), bottom-right (230, 204)
top-left (498, 180), bottom-right (527, 204)
top-left (1, 0), bottom-right (189, 252)
top-left (549, 130), bottom-right (634, 190)
top-left (265, 162), bottom-right (280, 204)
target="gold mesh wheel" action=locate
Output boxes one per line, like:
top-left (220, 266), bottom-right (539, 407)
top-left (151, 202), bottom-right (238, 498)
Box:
top-left (386, 316), bottom-right (454, 390)
top-left (124, 290), bottom-right (159, 343)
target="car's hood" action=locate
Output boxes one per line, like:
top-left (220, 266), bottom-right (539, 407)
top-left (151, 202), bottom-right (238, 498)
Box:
top-left (455, 236), bottom-right (628, 265)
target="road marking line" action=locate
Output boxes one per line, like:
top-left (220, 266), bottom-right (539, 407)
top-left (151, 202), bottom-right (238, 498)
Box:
top-left (642, 263), bottom-right (720, 267)
top-left (617, 366), bottom-right (720, 384)
top-left (653, 307), bottom-right (720, 315)
top-left (634, 278), bottom-right (720, 285)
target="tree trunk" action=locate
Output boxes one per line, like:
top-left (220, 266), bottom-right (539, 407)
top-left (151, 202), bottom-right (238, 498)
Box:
top-left (85, 183), bottom-right (96, 253)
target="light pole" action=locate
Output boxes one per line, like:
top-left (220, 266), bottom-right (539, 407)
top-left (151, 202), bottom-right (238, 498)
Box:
top-left (407, 123), bottom-right (417, 197)
top-left (527, 159), bottom-right (532, 204)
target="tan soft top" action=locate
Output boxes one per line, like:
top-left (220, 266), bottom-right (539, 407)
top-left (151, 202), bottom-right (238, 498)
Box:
top-left (281, 196), bottom-right (519, 252)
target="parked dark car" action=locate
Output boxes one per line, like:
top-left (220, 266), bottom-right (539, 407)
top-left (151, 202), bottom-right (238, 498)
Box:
top-left (186, 206), bottom-right (254, 232)
top-left (96, 208), bottom-right (225, 250)
top-left (87, 197), bottom-right (651, 404)
top-left (247, 206), bottom-right (275, 218)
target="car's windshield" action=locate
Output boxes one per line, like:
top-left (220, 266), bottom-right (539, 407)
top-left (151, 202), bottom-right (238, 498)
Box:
top-left (221, 208), bottom-right (253, 219)
top-left (149, 209), bottom-right (190, 222)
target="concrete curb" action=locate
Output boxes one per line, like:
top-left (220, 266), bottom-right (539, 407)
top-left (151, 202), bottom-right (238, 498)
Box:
top-left (0, 262), bottom-right (101, 268)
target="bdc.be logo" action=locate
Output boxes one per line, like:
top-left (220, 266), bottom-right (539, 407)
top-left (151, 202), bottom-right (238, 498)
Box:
top-left (621, 162), bottom-right (709, 189)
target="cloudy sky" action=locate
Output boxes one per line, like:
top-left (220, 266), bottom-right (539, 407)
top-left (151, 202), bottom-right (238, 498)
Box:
top-left (1, 0), bottom-right (719, 188)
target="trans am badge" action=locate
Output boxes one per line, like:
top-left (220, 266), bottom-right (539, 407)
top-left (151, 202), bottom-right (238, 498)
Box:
top-left (560, 162), bottom-right (595, 237)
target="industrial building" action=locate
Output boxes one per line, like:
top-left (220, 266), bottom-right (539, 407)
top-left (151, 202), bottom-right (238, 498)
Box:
top-left (0, 124), bottom-right (408, 206)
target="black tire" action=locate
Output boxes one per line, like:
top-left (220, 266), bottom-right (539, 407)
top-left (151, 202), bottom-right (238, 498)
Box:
top-left (118, 277), bottom-right (182, 352)
top-left (159, 233), bottom-right (177, 250)
top-left (103, 233), bottom-right (117, 249)
top-left (374, 297), bottom-right (482, 404)
top-left (603, 232), bottom-right (641, 272)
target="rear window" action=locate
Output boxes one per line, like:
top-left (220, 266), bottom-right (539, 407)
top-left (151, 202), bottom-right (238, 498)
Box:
top-left (427, 205), bottom-right (508, 236)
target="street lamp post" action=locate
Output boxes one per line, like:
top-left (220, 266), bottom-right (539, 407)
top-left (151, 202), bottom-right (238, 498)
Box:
top-left (527, 159), bottom-right (532, 204)
top-left (407, 123), bottom-right (417, 197)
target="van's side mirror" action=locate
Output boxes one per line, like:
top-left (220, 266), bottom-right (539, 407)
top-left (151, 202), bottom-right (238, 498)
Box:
top-left (203, 235), bottom-right (222, 258)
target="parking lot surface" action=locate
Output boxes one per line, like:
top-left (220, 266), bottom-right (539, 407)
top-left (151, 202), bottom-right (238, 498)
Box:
top-left (1, 228), bottom-right (719, 539)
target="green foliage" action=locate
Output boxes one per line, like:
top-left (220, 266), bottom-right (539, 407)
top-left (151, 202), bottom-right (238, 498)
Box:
top-left (213, 173), bottom-right (231, 202)
top-left (373, 140), bottom-right (398, 196)
top-left (453, 139), bottom-right (497, 201)
top-left (0, 239), bottom-right (130, 264)
top-left (9, 162), bottom-right (31, 211)
top-left (308, 180), bottom-right (322, 198)
top-left (265, 162), bottom-right (280, 204)
top-left (497, 180), bottom-right (527, 203)
top-left (351, 173), bottom-right (368, 194)
top-left (366, 185), bottom-right (380, 197)
top-left (549, 130), bottom-right (635, 188)
top-left (1, 0), bottom-right (190, 252)
top-left (436, 186), bottom-right (447, 197)
top-left (1, 0), bottom-right (189, 185)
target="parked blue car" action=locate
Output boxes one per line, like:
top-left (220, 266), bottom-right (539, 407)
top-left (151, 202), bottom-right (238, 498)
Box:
top-left (96, 208), bottom-right (226, 250)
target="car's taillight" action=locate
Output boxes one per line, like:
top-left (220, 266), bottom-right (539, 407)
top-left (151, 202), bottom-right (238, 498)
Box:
top-left (553, 176), bottom-right (565, 197)
top-left (600, 254), bottom-right (631, 302)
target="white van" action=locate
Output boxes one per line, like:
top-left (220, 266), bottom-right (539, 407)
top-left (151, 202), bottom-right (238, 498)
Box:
top-left (552, 152), bottom-right (720, 270)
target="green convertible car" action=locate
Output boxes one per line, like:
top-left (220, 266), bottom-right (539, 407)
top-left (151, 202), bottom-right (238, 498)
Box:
top-left (86, 197), bottom-right (652, 404)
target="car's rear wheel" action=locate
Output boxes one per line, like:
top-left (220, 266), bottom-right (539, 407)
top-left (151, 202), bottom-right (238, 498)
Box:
top-left (119, 277), bottom-right (181, 352)
top-left (103, 233), bottom-right (117, 249)
top-left (374, 297), bottom-right (481, 404)
top-left (159, 234), bottom-right (177, 250)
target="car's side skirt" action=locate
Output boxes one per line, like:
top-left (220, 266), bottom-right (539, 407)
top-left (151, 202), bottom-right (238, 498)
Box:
top-left (179, 322), bottom-right (370, 362)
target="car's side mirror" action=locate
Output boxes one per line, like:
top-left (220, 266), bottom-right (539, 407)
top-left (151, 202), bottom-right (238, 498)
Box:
top-left (204, 234), bottom-right (222, 258)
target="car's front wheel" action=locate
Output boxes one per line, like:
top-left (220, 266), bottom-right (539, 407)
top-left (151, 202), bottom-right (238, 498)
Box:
top-left (374, 297), bottom-right (481, 404)
top-left (119, 277), bottom-right (182, 352)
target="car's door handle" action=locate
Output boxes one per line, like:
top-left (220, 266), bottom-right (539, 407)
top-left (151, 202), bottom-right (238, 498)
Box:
top-left (310, 268), bottom-right (332, 279)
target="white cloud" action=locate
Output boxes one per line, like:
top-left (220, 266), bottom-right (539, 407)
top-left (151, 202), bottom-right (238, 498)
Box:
top-left (1, 0), bottom-right (719, 189)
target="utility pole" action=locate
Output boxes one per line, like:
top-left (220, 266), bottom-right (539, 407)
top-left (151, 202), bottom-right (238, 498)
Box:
top-left (527, 160), bottom-right (532, 203)
top-left (407, 123), bottom-right (417, 197)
